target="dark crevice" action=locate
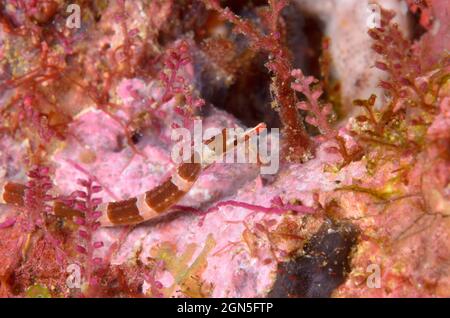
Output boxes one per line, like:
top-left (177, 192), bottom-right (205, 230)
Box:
top-left (195, 49), bottom-right (280, 128)
top-left (408, 10), bottom-right (428, 42)
top-left (220, 0), bottom-right (268, 13)
top-left (283, 3), bottom-right (325, 78)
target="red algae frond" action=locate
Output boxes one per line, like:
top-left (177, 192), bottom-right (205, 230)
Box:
top-left (68, 178), bottom-right (105, 296)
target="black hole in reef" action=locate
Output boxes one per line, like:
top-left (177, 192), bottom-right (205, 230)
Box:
top-left (407, 9), bottom-right (428, 42)
top-left (220, 0), bottom-right (268, 13)
top-left (268, 220), bottom-right (359, 298)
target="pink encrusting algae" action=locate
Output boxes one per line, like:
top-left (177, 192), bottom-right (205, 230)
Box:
top-left (0, 0), bottom-right (449, 298)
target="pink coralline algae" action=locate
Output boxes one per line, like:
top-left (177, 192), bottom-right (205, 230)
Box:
top-left (0, 0), bottom-right (449, 298)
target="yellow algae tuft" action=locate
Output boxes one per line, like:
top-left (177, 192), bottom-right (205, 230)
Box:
top-left (336, 183), bottom-right (402, 201)
top-left (151, 234), bottom-right (216, 297)
top-left (25, 284), bottom-right (52, 298)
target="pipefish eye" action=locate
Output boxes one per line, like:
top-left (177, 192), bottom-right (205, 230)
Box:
top-left (131, 130), bottom-right (143, 144)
